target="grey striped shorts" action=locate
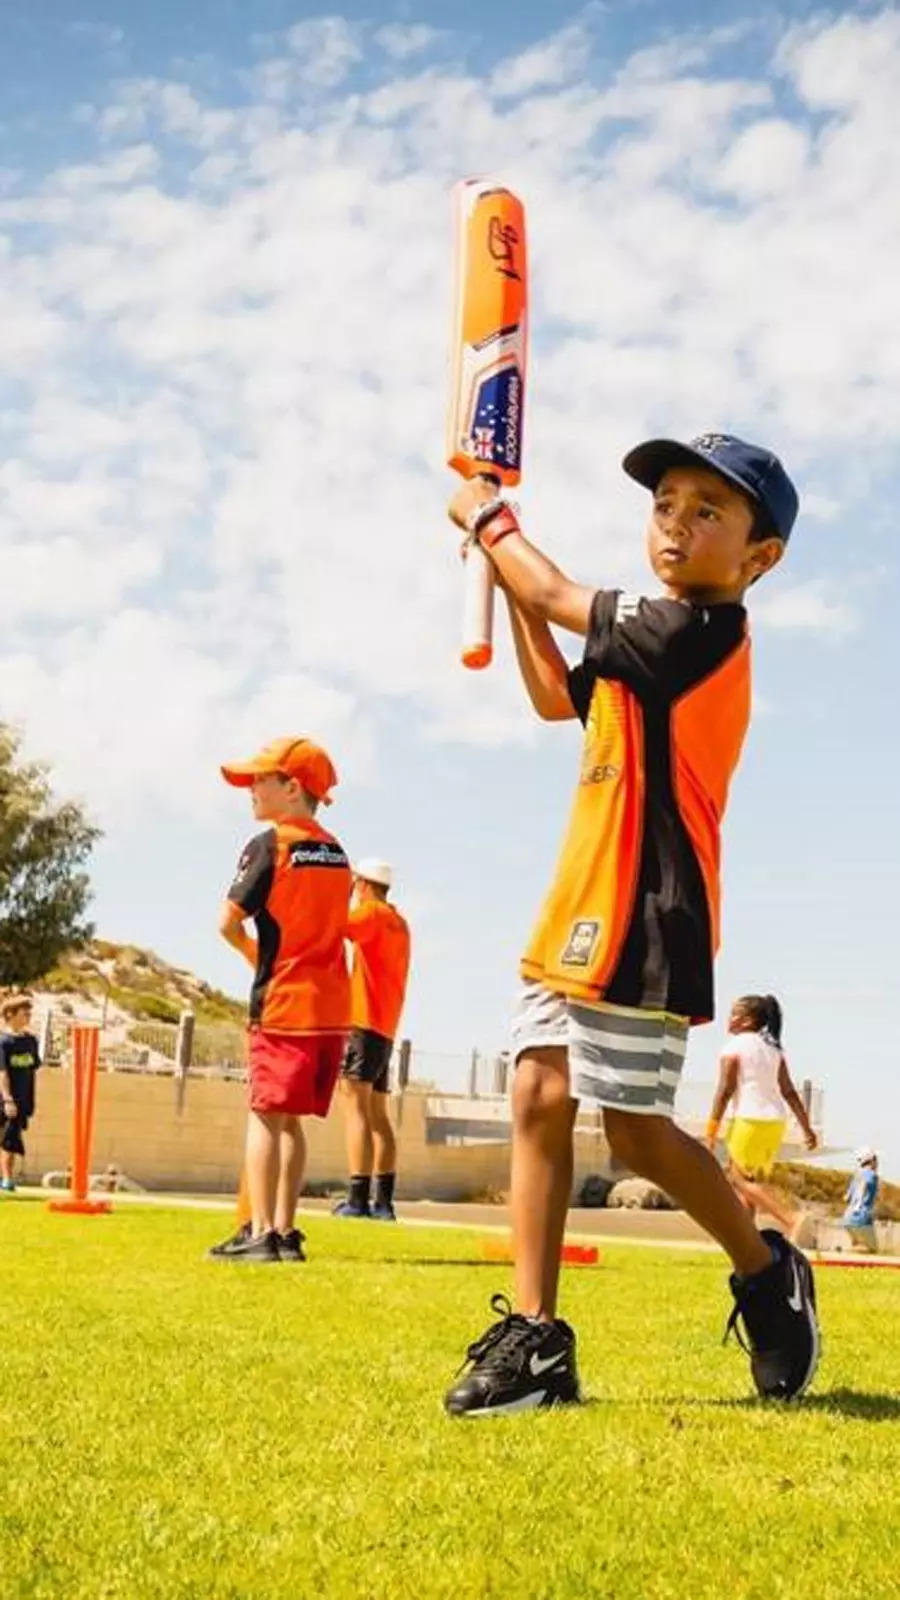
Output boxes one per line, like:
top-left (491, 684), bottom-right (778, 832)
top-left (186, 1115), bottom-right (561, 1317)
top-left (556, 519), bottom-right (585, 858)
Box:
top-left (511, 981), bottom-right (689, 1116)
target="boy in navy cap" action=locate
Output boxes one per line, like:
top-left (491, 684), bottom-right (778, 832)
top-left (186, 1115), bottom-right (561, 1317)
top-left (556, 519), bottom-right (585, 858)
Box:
top-left (443, 433), bottom-right (820, 1415)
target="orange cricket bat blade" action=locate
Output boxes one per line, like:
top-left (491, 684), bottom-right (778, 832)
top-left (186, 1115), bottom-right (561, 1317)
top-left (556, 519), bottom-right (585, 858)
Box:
top-left (447, 179), bottom-right (528, 672)
top-left (447, 180), bottom-right (527, 486)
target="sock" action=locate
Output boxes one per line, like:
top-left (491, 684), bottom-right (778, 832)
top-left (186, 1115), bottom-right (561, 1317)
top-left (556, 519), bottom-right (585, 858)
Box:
top-left (348, 1174), bottom-right (371, 1211)
top-left (374, 1172), bottom-right (395, 1208)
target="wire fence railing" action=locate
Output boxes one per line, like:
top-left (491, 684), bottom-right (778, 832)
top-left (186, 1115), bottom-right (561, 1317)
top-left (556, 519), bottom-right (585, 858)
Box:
top-left (31, 1004), bottom-right (824, 1138)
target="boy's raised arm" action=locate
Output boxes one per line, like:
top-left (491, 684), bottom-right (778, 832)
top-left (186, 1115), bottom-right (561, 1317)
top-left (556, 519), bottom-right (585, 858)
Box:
top-left (502, 588), bottom-right (578, 721)
top-left (449, 480), bottom-right (593, 637)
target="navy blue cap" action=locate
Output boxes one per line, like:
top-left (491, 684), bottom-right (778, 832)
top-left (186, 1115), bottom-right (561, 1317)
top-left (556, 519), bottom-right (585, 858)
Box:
top-left (622, 432), bottom-right (799, 542)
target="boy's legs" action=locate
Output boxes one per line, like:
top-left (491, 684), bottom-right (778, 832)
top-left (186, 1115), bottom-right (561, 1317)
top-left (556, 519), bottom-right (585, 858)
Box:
top-left (245, 1109), bottom-right (285, 1235)
top-left (444, 1039), bottom-right (580, 1416)
top-left (370, 1092), bottom-right (396, 1175)
top-left (511, 1048), bottom-right (577, 1319)
top-left (339, 1079), bottom-right (374, 1177)
top-left (0, 1122), bottom-right (23, 1188)
top-left (370, 1090), bottom-right (398, 1217)
top-left (727, 1165), bottom-right (797, 1236)
top-left (274, 1116), bottom-right (306, 1236)
top-left (604, 1111), bottom-right (771, 1276)
top-left (336, 1079), bottom-right (375, 1214)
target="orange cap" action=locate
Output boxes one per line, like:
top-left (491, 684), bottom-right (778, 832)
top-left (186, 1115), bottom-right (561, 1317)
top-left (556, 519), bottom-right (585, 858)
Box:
top-left (221, 737), bottom-right (338, 804)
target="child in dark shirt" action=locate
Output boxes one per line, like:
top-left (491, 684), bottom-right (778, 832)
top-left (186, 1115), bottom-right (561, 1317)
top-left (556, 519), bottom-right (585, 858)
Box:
top-left (0, 995), bottom-right (41, 1192)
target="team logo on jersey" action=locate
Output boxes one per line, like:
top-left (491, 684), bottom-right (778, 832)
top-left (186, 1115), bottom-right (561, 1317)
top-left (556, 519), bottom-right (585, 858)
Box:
top-left (288, 841), bottom-right (349, 870)
top-left (561, 919), bottom-right (602, 968)
top-left (615, 593), bottom-right (640, 625)
top-left (580, 762), bottom-right (619, 786)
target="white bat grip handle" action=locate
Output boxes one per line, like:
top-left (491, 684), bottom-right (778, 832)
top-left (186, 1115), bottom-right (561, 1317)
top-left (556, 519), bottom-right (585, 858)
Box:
top-left (461, 542), bottom-right (495, 670)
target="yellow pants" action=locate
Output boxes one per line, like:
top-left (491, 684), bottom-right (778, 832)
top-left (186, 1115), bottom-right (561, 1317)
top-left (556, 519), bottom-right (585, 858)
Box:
top-left (726, 1118), bottom-right (785, 1179)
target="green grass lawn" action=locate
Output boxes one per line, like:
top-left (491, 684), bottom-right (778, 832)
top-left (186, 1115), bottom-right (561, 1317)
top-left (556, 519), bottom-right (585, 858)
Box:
top-left (2, 1200), bottom-right (897, 1600)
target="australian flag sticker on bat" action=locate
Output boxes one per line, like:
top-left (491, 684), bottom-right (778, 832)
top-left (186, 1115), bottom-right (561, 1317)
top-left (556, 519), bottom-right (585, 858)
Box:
top-left (464, 361), bottom-right (524, 473)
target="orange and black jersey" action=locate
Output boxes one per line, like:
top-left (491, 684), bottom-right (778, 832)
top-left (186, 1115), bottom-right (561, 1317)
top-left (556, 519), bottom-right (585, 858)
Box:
top-left (522, 590), bottom-right (751, 1023)
top-left (228, 820), bottom-right (352, 1034)
top-left (347, 901), bottom-right (411, 1041)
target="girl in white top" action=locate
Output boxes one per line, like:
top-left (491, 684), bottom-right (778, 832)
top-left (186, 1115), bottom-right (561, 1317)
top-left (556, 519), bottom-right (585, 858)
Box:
top-left (705, 994), bottom-right (817, 1235)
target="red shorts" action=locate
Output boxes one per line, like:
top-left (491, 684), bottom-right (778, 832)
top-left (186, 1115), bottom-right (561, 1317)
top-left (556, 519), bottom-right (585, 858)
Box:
top-left (247, 1029), bottom-right (347, 1117)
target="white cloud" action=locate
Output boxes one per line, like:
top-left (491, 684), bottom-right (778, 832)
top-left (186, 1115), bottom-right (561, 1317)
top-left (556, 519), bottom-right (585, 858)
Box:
top-left (1, 6), bottom-right (897, 824)
top-left (254, 17), bottom-right (362, 100)
top-left (714, 118), bottom-right (808, 198)
top-left (491, 21), bottom-right (593, 99)
top-left (776, 10), bottom-right (900, 110)
top-left (754, 579), bottom-right (858, 639)
top-left (375, 24), bottom-right (442, 62)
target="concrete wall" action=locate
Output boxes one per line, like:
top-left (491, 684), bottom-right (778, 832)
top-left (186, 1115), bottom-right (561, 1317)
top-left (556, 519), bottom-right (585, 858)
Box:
top-left (22, 1067), bottom-right (612, 1201)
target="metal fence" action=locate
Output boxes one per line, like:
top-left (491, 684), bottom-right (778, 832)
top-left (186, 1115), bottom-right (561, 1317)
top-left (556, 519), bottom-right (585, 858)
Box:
top-left (31, 1003), bottom-right (825, 1138)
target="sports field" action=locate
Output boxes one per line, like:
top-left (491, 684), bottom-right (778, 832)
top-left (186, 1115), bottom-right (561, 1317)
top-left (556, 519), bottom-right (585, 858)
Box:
top-left (3, 1202), bottom-right (896, 1600)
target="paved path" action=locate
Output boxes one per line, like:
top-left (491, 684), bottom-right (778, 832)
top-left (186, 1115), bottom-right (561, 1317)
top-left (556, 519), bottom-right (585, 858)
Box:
top-left (19, 1186), bottom-right (900, 1263)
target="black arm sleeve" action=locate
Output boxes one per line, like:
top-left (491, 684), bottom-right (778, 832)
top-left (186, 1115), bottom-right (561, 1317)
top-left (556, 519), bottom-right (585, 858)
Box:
top-left (567, 589), bottom-right (746, 718)
top-left (227, 830), bottom-right (275, 917)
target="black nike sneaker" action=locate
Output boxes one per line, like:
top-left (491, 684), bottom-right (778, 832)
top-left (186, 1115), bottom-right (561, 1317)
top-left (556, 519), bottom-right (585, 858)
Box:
top-left (277, 1228), bottom-right (306, 1262)
top-left (444, 1294), bottom-right (581, 1417)
top-left (725, 1229), bottom-right (820, 1400)
top-left (209, 1227), bottom-right (281, 1264)
top-left (206, 1221), bottom-right (252, 1259)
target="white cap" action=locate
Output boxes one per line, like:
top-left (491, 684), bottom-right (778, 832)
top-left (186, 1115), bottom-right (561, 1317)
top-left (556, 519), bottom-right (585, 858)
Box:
top-left (855, 1146), bottom-right (877, 1166)
top-left (354, 857), bottom-right (393, 889)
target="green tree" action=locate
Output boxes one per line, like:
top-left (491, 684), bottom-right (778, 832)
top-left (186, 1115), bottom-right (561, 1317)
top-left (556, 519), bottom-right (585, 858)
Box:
top-left (0, 725), bottom-right (101, 987)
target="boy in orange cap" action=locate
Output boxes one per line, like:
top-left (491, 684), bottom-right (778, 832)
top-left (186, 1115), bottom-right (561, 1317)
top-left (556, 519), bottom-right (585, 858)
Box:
top-left (210, 737), bottom-right (351, 1262)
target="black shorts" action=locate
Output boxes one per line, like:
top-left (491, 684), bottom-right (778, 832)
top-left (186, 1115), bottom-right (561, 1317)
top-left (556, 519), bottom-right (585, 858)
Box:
top-left (0, 1115), bottom-right (28, 1156)
top-left (341, 1029), bottom-right (394, 1094)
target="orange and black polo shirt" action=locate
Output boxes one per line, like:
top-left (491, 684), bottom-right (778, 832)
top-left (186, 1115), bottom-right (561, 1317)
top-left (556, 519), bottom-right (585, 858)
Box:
top-left (347, 901), bottom-right (411, 1042)
top-left (228, 819), bottom-right (352, 1034)
top-left (522, 590), bottom-right (751, 1024)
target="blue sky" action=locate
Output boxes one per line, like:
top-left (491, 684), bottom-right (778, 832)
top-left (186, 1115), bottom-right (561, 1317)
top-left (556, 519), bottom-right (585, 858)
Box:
top-left (2, 2), bottom-right (899, 1172)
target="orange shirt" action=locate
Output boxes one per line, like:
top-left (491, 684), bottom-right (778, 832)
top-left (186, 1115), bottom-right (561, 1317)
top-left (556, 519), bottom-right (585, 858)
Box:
top-left (228, 820), bottom-right (352, 1034)
top-left (347, 900), bottom-right (411, 1040)
top-left (522, 591), bottom-right (750, 1024)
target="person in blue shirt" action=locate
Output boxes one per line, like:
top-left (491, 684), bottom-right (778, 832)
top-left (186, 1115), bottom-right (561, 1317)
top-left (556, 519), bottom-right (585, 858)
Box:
top-left (841, 1148), bottom-right (879, 1252)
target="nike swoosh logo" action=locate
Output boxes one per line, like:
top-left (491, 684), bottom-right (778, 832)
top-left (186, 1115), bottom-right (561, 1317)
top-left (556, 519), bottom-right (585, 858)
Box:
top-left (787, 1257), bottom-right (804, 1314)
top-left (529, 1350), bottom-right (567, 1377)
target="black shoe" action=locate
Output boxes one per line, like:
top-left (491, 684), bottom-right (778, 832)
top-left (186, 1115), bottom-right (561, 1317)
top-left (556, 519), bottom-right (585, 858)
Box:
top-left (209, 1227), bottom-right (281, 1263)
top-left (332, 1199), bottom-right (371, 1219)
top-left (206, 1221), bottom-right (252, 1259)
top-left (371, 1202), bottom-right (397, 1222)
top-left (277, 1228), bottom-right (306, 1262)
top-left (444, 1294), bottom-right (581, 1417)
top-left (725, 1229), bottom-right (820, 1400)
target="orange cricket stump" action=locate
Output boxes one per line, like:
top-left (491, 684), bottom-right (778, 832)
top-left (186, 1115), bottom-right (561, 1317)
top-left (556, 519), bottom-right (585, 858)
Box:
top-left (48, 1024), bottom-right (111, 1216)
top-left (480, 1236), bottom-right (600, 1267)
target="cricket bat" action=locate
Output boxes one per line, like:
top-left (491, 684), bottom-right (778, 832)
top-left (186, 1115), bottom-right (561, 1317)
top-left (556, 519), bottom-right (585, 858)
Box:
top-left (446, 179), bottom-right (527, 670)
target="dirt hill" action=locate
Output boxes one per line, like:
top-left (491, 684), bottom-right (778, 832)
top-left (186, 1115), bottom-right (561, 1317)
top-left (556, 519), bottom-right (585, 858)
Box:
top-left (772, 1161), bottom-right (900, 1223)
top-left (39, 940), bottom-right (246, 1029)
